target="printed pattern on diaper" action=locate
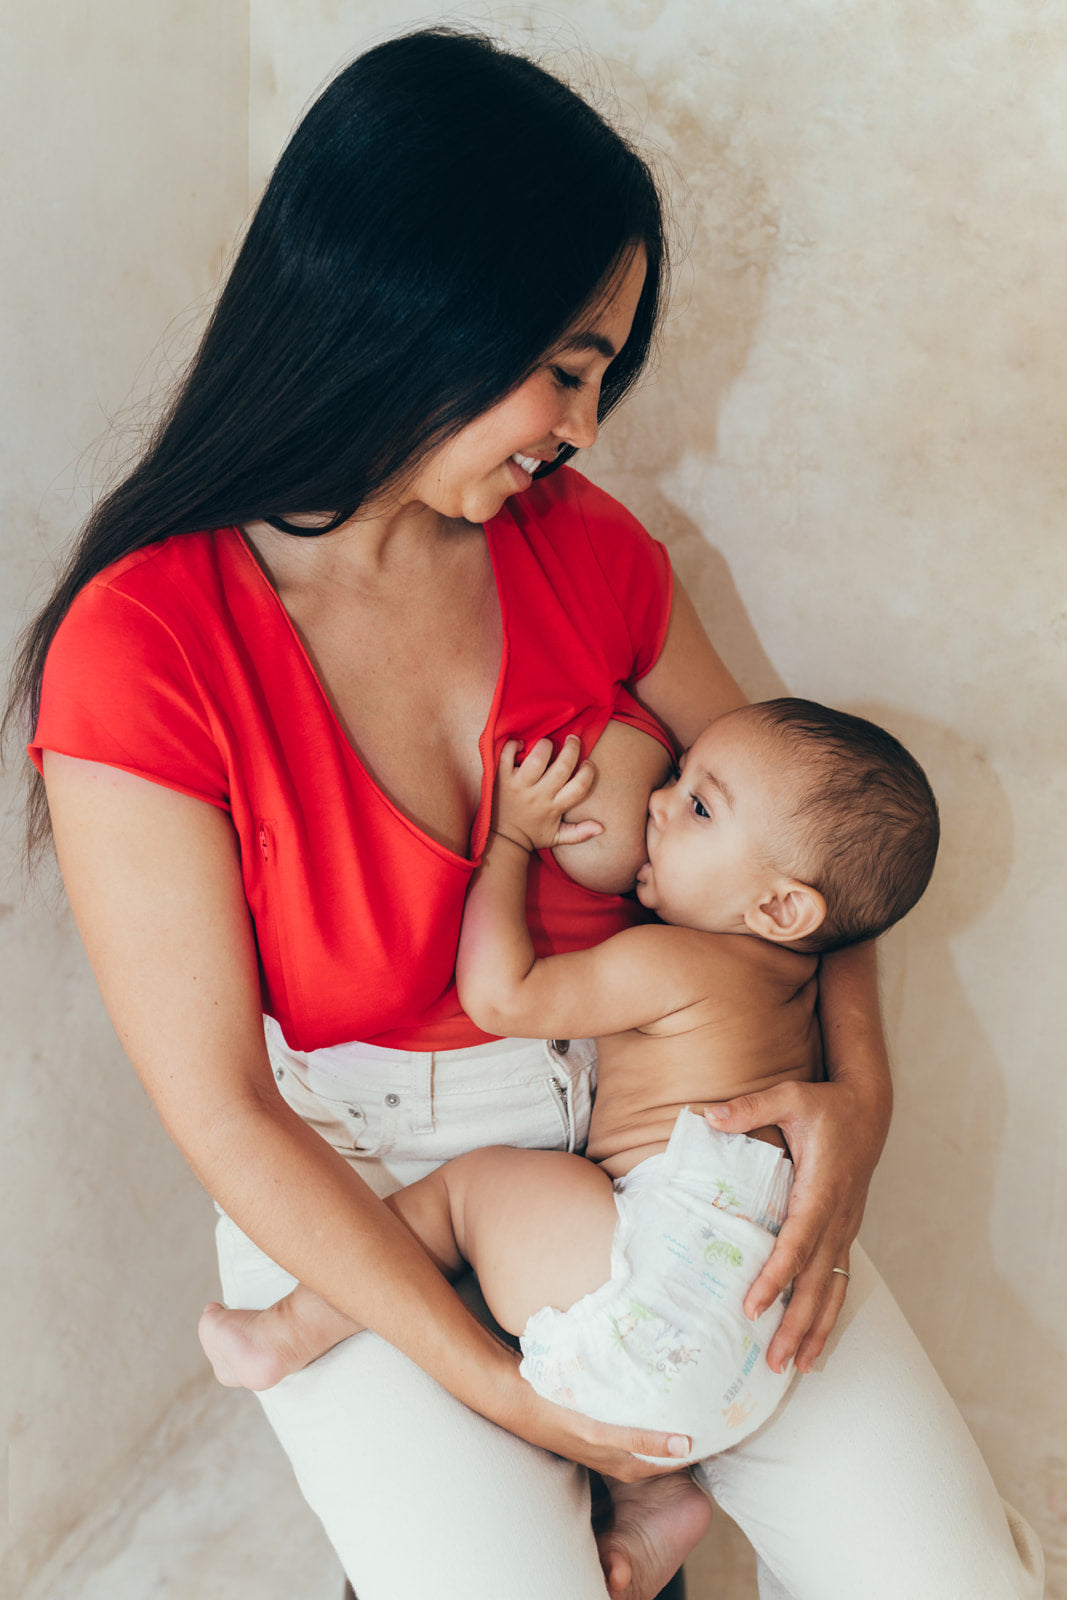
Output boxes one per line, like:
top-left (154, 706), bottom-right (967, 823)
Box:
top-left (519, 1114), bottom-right (797, 1460)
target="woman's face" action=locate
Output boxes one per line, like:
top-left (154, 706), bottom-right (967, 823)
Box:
top-left (403, 247), bottom-right (647, 525)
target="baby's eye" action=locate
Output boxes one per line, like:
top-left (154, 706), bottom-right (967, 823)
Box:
top-left (551, 365), bottom-right (584, 391)
top-left (690, 795), bottom-right (710, 819)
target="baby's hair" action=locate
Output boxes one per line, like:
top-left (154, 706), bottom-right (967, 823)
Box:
top-left (751, 698), bottom-right (940, 952)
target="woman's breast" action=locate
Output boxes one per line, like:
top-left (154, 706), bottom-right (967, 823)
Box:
top-left (551, 718), bottom-right (675, 895)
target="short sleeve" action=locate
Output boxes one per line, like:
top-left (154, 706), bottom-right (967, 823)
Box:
top-left (569, 472), bottom-right (673, 680)
top-left (29, 579), bottom-right (229, 809)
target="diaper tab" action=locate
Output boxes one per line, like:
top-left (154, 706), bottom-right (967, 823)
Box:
top-left (659, 1110), bottom-right (793, 1234)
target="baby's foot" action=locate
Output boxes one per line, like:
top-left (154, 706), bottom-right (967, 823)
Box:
top-left (597, 1473), bottom-right (712, 1600)
top-left (198, 1302), bottom-right (304, 1391)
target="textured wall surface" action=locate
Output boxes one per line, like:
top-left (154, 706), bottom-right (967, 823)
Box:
top-left (248, 0), bottom-right (1067, 1585)
top-left (1, 4), bottom-right (249, 1592)
top-left (8, 1), bottom-right (1065, 1593)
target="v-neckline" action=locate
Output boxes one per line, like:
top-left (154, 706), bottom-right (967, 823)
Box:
top-left (230, 510), bottom-right (512, 867)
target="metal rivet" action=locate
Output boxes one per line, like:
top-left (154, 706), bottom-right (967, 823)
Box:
top-left (275, 1068), bottom-right (285, 1080)
top-left (552, 1039), bottom-right (570, 1056)
top-left (385, 1093), bottom-right (400, 1107)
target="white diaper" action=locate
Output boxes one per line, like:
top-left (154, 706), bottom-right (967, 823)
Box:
top-left (519, 1109), bottom-right (797, 1461)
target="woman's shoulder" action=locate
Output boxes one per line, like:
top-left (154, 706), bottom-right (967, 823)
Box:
top-left (44, 526), bottom-right (253, 716)
top-left (79, 527), bottom-right (241, 614)
top-left (495, 466), bottom-right (673, 674)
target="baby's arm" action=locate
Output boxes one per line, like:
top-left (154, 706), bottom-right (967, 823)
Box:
top-left (458, 737), bottom-right (699, 1040)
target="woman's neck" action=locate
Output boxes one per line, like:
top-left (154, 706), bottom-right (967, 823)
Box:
top-left (242, 496), bottom-right (471, 598)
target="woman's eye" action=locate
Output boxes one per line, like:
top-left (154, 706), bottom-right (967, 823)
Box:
top-left (690, 795), bottom-right (710, 819)
top-left (551, 366), bottom-right (584, 391)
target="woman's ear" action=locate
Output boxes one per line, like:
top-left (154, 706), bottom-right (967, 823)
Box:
top-left (744, 880), bottom-right (826, 945)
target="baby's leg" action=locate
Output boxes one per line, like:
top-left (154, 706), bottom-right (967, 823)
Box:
top-left (433, 1148), bottom-right (712, 1600)
top-left (200, 1165), bottom-right (467, 1390)
top-left (200, 1285), bottom-right (364, 1391)
top-left (553, 719), bottom-right (673, 895)
top-left (436, 1145), bottom-right (619, 1333)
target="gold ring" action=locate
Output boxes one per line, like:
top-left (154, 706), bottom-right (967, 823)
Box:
top-left (832, 1267), bottom-right (851, 1281)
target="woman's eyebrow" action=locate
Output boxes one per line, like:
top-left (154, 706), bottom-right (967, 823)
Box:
top-left (559, 330), bottom-right (617, 359)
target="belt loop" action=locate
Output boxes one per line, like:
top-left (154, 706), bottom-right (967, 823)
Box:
top-left (413, 1049), bottom-right (434, 1136)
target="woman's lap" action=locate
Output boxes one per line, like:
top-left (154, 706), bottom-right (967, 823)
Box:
top-left (696, 1243), bottom-right (1044, 1600)
top-left (217, 1027), bottom-right (1043, 1598)
top-left (215, 1213), bottom-right (1042, 1600)
top-left (215, 1210), bottom-right (611, 1598)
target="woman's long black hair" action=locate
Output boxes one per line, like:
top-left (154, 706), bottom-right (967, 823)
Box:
top-left (6, 27), bottom-right (667, 859)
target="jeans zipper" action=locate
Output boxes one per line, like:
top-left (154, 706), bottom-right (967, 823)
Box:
top-left (548, 1076), bottom-right (574, 1151)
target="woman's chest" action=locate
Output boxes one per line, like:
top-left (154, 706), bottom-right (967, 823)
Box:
top-left (277, 540), bottom-right (501, 856)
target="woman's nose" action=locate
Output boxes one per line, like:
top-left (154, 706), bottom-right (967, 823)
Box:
top-left (556, 385), bottom-right (599, 451)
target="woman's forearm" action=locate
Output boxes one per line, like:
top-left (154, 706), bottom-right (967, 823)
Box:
top-left (190, 1084), bottom-right (525, 1416)
top-left (817, 939), bottom-right (893, 1151)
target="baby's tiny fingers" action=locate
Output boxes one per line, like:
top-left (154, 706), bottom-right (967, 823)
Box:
top-left (553, 819), bottom-right (604, 846)
top-left (517, 737), bottom-right (556, 781)
top-left (497, 738), bottom-right (525, 776)
top-left (545, 733), bottom-right (585, 780)
top-left (555, 761), bottom-right (598, 810)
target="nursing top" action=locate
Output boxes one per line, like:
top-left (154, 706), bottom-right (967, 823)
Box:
top-left (30, 467), bottom-right (673, 1051)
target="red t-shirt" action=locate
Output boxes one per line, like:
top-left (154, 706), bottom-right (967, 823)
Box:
top-left (31, 467), bottom-right (673, 1050)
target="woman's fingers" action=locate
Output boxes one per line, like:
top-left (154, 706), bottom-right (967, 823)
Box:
top-left (704, 1083), bottom-right (869, 1365)
top-left (793, 1262), bottom-right (851, 1372)
top-left (520, 1390), bottom-right (692, 1480)
top-left (703, 1081), bottom-right (806, 1136)
top-left (580, 1426), bottom-right (693, 1483)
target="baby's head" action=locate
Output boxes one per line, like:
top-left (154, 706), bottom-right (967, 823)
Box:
top-left (636, 699), bottom-right (939, 952)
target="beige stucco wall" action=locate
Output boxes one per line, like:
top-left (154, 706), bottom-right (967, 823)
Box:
top-left (250, 0), bottom-right (1066, 1583)
top-left (1, 4), bottom-right (249, 1592)
top-left (6, 1), bottom-right (1064, 1592)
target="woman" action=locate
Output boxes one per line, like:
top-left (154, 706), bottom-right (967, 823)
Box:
top-left (9, 28), bottom-right (1042, 1600)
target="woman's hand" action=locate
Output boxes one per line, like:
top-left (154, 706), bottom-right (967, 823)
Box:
top-left (704, 1071), bottom-right (890, 1375)
top-left (490, 1343), bottom-right (693, 1481)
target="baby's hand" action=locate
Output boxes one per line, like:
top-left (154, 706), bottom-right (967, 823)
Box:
top-left (492, 736), bottom-right (603, 854)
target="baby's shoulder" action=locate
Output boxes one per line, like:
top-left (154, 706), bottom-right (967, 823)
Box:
top-left (619, 925), bottom-right (817, 1001)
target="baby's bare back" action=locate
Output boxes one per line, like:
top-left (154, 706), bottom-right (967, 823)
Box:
top-left (586, 931), bottom-right (822, 1177)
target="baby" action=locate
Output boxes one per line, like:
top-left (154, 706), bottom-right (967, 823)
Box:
top-left (201, 698), bottom-right (939, 1600)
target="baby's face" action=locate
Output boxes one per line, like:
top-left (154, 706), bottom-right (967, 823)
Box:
top-left (636, 708), bottom-right (795, 933)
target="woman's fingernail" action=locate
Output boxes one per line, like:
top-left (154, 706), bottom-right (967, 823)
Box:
top-left (667, 1435), bottom-right (690, 1456)
top-left (704, 1105), bottom-right (727, 1123)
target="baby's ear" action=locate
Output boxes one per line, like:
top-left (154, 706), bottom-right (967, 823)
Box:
top-left (745, 881), bottom-right (826, 945)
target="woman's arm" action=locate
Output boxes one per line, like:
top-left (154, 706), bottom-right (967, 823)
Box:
top-left (43, 752), bottom-right (689, 1476)
top-left (634, 579), bottom-right (894, 1373)
top-left (705, 941), bottom-right (892, 1371)
top-left (631, 581), bottom-right (748, 746)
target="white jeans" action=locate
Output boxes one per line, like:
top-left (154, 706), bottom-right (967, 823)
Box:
top-left (214, 1025), bottom-right (1045, 1600)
